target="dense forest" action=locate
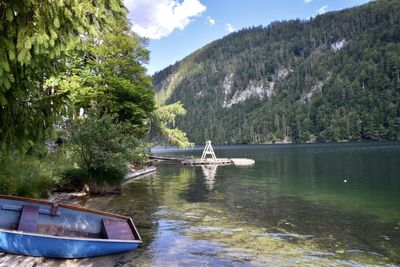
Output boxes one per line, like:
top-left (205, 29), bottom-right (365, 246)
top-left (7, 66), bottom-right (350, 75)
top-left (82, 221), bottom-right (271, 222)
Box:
top-left (153, 0), bottom-right (400, 144)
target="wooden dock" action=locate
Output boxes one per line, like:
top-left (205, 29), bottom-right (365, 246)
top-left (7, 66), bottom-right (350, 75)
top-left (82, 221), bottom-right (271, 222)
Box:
top-left (149, 156), bottom-right (182, 161)
top-left (181, 158), bottom-right (233, 166)
top-left (181, 158), bottom-right (255, 166)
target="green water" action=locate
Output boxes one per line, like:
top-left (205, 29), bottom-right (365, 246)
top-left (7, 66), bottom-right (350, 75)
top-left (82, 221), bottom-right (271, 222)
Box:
top-left (100, 142), bottom-right (400, 266)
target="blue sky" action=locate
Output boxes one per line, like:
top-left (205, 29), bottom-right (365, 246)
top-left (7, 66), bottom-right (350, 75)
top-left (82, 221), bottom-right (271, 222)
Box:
top-left (124, 0), bottom-right (371, 74)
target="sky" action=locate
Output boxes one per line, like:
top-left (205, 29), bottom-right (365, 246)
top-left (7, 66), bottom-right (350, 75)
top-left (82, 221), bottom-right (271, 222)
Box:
top-left (124, 0), bottom-right (372, 74)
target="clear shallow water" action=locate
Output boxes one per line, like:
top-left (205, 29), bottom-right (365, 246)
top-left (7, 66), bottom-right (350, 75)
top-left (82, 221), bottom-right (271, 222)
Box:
top-left (101, 142), bottom-right (400, 266)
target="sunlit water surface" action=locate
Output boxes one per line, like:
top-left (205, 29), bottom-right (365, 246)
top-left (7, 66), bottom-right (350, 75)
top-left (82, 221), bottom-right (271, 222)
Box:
top-left (98, 142), bottom-right (400, 266)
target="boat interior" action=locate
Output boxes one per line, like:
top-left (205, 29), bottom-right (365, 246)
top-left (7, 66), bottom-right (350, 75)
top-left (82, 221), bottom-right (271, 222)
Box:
top-left (8, 205), bottom-right (101, 238)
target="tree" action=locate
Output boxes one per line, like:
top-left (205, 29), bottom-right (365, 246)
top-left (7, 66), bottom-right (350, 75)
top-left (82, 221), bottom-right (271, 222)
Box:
top-left (65, 106), bottom-right (136, 192)
top-left (0, 0), bottom-right (126, 151)
top-left (63, 21), bottom-right (155, 138)
top-left (150, 102), bottom-right (193, 148)
top-left (57, 11), bottom-right (156, 190)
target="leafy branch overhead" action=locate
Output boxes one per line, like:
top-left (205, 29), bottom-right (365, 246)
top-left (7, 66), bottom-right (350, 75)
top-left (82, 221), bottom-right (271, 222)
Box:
top-left (0, 0), bottom-right (126, 151)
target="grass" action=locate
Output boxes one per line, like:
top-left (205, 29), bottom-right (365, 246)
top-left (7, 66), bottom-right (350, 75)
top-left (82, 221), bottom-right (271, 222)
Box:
top-left (0, 152), bottom-right (70, 198)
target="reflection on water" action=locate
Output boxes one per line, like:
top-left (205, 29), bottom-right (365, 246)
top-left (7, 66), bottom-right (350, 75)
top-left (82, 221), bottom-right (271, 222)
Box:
top-left (201, 165), bottom-right (218, 191)
top-left (98, 142), bottom-right (400, 266)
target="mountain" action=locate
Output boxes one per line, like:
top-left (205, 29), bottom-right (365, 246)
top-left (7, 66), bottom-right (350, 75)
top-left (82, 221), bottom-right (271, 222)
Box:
top-left (152, 0), bottom-right (400, 145)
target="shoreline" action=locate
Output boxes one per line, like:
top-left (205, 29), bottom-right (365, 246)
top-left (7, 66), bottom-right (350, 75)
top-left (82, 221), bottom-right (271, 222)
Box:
top-left (151, 140), bottom-right (400, 152)
top-left (0, 166), bottom-right (156, 266)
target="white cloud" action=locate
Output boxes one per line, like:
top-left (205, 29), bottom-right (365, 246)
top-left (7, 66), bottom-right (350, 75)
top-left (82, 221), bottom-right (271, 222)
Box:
top-left (304, 0), bottom-right (312, 3)
top-left (317, 5), bottom-right (328, 15)
top-left (226, 23), bottom-right (235, 33)
top-left (207, 16), bottom-right (215, 26)
top-left (124, 0), bottom-right (207, 39)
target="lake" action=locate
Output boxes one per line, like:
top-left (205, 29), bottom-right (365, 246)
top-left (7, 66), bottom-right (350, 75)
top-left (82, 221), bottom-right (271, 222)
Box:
top-left (99, 142), bottom-right (400, 266)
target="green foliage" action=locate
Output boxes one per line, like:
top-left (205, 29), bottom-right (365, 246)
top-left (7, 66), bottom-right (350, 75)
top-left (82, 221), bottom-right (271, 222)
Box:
top-left (0, 0), bottom-right (126, 151)
top-left (153, 0), bottom-right (400, 144)
top-left (62, 22), bottom-right (155, 138)
top-left (65, 107), bottom-right (137, 188)
top-left (58, 16), bottom-right (155, 190)
top-left (150, 102), bottom-right (194, 148)
top-left (0, 154), bottom-right (57, 198)
top-left (128, 142), bottom-right (153, 164)
top-left (0, 0), bottom-right (156, 195)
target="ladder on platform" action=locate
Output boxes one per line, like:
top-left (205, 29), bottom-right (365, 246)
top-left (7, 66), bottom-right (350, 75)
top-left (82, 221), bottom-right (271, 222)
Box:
top-left (201, 140), bottom-right (217, 161)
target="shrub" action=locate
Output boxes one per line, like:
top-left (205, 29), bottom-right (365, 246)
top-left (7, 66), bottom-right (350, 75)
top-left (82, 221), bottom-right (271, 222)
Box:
top-left (63, 107), bottom-right (138, 192)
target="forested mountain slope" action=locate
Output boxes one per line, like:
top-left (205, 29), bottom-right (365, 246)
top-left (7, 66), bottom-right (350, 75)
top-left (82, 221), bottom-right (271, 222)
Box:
top-left (153, 0), bottom-right (400, 144)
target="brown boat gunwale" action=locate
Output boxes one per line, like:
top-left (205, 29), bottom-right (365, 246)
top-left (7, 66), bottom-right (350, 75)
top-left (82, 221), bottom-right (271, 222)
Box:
top-left (0, 194), bottom-right (128, 219)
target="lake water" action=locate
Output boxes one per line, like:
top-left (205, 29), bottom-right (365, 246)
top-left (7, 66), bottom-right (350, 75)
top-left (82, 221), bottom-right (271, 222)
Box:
top-left (101, 142), bottom-right (400, 266)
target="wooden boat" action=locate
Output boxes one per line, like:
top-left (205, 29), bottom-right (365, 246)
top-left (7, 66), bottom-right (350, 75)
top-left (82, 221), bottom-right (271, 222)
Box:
top-left (0, 195), bottom-right (142, 258)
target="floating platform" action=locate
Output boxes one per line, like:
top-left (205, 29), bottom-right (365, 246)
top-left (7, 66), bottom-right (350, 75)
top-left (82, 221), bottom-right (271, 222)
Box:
top-left (181, 158), bottom-right (232, 166)
top-left (230, 158), bottom-right (255, 166)
top-left (150, 141), bottom-right (255, 167)
top-left (181, 158), bottom-right (255, 166)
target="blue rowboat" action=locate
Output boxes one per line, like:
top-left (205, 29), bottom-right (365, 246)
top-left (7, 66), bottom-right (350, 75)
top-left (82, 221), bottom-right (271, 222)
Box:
top-left (0, 195), bottom-right (142, 258)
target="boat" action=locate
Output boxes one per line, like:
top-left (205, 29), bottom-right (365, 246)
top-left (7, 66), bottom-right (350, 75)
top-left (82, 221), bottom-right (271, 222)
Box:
top-left (0, 194), bottom-right (142, 258)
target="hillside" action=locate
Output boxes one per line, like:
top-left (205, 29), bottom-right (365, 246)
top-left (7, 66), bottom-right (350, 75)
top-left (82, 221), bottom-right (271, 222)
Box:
top-left (152, 0), bottom-right (400, 145)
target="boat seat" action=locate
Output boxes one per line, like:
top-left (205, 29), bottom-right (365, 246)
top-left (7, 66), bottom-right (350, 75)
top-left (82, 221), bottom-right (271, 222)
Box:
top-left (18, 205), bottom-right (39, 233)
top-left (102, 219), bottom-right (135, 240)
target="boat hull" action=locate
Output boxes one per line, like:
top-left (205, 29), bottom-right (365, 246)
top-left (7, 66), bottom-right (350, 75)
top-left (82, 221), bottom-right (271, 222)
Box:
top-left (0, 194), bottom-right (142, 258)
top-left (0, 230), bottom-right (140, 258)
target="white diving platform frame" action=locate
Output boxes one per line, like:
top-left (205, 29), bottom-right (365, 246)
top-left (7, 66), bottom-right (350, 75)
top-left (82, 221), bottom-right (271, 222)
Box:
top-left (201, 140), bottom-right (217, 161)
top-left (181, 141), bottom-right (255, 166)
